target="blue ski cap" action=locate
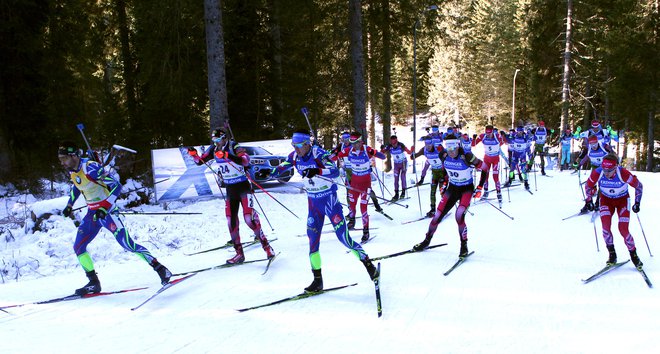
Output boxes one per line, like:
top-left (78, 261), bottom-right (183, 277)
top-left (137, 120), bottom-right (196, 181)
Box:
top-left (516, 126), bottom-right (524, 133)
top-left (341, 132), bottom-right (350, 140)
top-left (431, 125), bottom-right (439, 133)
top-left (292, 132), bottom-right (311, 147)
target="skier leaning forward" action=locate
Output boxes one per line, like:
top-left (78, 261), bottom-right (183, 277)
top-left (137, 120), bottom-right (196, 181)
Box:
top-left (190, 128), bottom-right (276, 264)
top-left (333, 131), bottom-right (386, 242)
top-left (584, 152), bottom-right (645, 269)
top-left (412, 135), bottom-right (488, 258)
top-left (58, 141), bottom-right (172, 295)
top-left (270, 130), bottom-right (379, 292)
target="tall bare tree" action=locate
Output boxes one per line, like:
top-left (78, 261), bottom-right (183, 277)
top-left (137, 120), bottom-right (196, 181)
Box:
top-left (349, 0), bottom-right (367, 136)
top-left (560, 0), bottom-right (573, 132)
top-left (204, 0), bottom-right (230, 130)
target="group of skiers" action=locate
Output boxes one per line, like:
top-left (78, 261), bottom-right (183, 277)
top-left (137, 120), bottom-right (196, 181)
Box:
top-left (56, 118), bottom-right (644, 296)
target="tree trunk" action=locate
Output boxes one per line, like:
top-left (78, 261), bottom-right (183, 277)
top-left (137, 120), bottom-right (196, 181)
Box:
top-left (349, 0), bottom-right (367, 136)
top-left (115, 0), bottom-right (137, 121)
top-left (268, 0), bottom-right (284, 132)
top-left (647, 91), bottom-right (656, 171)
top-left (0, 128), bottom-right (11, 181)
top-left (560, 0), bottom-right (573, 132)
top-left (381, 0), bottom-right (392, 172)
top-left (204, 0), bottom-right (230, 131)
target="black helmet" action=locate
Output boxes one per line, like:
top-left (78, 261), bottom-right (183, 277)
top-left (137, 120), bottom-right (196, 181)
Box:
top-left (58, 141), bottom-right (80, 156)
top-left (211, 128), bottom-right (227, 139)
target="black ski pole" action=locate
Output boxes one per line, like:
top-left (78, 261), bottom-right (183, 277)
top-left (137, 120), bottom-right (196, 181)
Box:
top-left (251, 192), bottom-right (274, 232)
top-left (635, 213), bottom-right (653, 257)
top-left (481, 199), bottom-right (514, 220)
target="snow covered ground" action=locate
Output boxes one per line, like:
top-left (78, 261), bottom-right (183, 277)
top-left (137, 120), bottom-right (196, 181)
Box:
top-left (1, 135), bottom-right (658, 354)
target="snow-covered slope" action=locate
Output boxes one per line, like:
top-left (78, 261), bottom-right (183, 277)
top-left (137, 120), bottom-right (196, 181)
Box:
top-left (1, 137), bottom-right (657, 354)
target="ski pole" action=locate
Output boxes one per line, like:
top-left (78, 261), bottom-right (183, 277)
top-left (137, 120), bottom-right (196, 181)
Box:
top-left (316, 175), bottom-right (408, 208)
top-left (533, 157), bottom-right (538, 192)
top-left (301, 107), bottom-right (316, 141)
top-left (251, 192), bottom-right (274, 231)
top-left (227, 161), bottom-right (300, 219)
top-left (76, 123), bottom-right (94, 154)
top-left (411, 161), bottom-right (423, 216)
top-left (577, 163), bottom-right (586, 199)
top-left (119, 211), bottom-right (202, 215)
top-left (481, 199), bottom-right (514, 220)
top-left (592, 218), bottom-right (600, 252)
top-left (636, 213), bottom-right (653, 257)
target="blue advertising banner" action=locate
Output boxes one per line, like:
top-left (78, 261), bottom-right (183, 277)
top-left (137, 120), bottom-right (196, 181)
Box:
top-left (151, 145), bottom-right (223, 202)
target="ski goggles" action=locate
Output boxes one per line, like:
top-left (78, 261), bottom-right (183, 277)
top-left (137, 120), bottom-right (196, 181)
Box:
top-left (211, 134), bottom-right (226, 143)
top-left (291, 132), bottom-right (310, 148)
top-left (349, 134), bottom-right (362, 144)
top-left (601, 159), bottom-right (617, 172)
top-left (445, 140), bottom-right (460, 151)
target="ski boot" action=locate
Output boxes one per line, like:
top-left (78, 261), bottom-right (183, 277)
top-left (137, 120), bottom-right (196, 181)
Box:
top-left (75, 270), bottom-right (101, 295)
top-left (226, 243), bottom-right (245, 264)
top-left (630, 249), bottom-right (643, 270)
top-left (361, 257), bottom-right (379, 281)
top-left (256, 232), bottom-right (276, 259)
top-left (482, 190), bottom-right (489, 199)
top-left (413, 234), bottom-right (432, 252)
top-left (151, 260), bottom-right (172, 285)
top-left (347, 216), bottom-right (356, 230)
top-left (524, 180), bottom-right (530, 190)
top-left (416, 177), bottom-right (425, 186)
top-left (606, 245), bottom-right (617, 266)
top-left (390, 191), bottom-right (399, 202)
top-left (305, 269), bottom-right (323, 292)
top-left (497, 191), bottom-right (503, 204)
top-left (361, 229), bottom-right (370, 243)
top-left (502, 177), bottom-right (514, 188)
top-left (541, 167), bottom-right (546, 176)
top-left (426, 209), bottom-right (435, 218)
top-left (400, 190), bottom-right (406, 199)
top-left (459, 239), bottom-right (469, 258)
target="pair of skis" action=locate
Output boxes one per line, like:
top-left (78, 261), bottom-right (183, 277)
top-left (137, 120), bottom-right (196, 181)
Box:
top-left (130, 252), bottom-right (281, 311)
top-left (237, 263), bottom-right (383, 317)
top-left (184, 238), bottom-right (278, 256)
top-left (582, 260), bottom-right (653, 288)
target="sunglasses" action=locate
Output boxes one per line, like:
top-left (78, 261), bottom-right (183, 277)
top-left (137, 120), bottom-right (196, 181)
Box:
top-left (292, 142), bottom-right (308, 148)
top-left (212, 135), bottom-right (226, 143)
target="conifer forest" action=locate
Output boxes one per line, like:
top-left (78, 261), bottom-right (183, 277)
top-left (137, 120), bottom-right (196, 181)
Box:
top-left (1, 0), bottom-right (658, 188)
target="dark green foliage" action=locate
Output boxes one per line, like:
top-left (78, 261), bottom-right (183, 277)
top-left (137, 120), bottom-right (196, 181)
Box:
top-left (1, 0), bottom-right (657, 188)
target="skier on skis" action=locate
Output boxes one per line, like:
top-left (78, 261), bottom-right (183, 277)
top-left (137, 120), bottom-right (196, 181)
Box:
top-left (411, 137), bottom-right (447, 217)
top-left (412, 134), bottom-right (488, 258)
top-left (417, 125), bottom-right (442, 186)
top-left (503, 126), bottom-right (532, 190)
top-left (329, 131), bottom-right (353, 206)
top-left (584, 152), bottom-right (644, 269)
top-left (472, 125), bottom-right (505, 203)
top-left (270, 130), bottom-right (379, 292)
top-left (333, 132), bottom-right (386, 241)
top-left (527, 121), bottom-right (553, 175)
top-left (58, 141), bottom-right (172, 295)
top-left (381, 135), bottom-right (413, 201)
top-left (189, 128), bottom-right (275, 264)
top-left (559, 128), bottom-right (574, 171)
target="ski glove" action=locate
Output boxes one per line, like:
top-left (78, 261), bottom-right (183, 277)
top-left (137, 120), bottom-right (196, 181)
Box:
top-left (187, 147), bottom-right (198, 156)
top-left (585, 200), bottom-right (595, 211)
top-left (632, 203), bottom-right (640, 213)
top-left (302, 168), bottom-right (320, 178)
top-left (62, 205), bottom-right (73, 217)
top-left (93, 207), bottom-right (108, 221)
top-left (473, 186), bottom-right (484, 199)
